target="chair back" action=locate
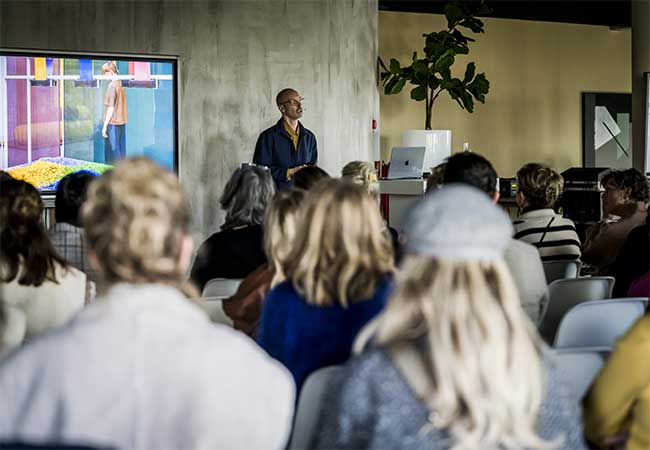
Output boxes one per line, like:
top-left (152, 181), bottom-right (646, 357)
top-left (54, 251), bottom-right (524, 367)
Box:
top-left (289, 366), bottom-right (340, 450)
top-left (553, 347), bottom-right (609, 400)
top-left (201, 278), bottom-right (242, 298)
top-left (542, 260), bottom-right (581, 284)
top-left (197, 297), bottom-right (233, 326)
top-left (538, 276), bottom-right (615, 343)
top-left (554, 298), bottom-right (648, 349)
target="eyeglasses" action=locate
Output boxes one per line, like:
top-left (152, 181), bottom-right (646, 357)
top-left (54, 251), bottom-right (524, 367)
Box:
top-left (281, 98), bottom-right (305, 107)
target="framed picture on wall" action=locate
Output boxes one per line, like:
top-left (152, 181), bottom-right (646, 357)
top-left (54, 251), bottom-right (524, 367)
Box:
top-left (582, 92), bottom-right (632, 169)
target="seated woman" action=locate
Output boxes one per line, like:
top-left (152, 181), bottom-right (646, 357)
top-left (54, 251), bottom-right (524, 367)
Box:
top-left (341, 160), bottom-right (400, 260)
top-left (582, 168), bottom-right (650, 274)
top-left (223, 188), bottom-right (306, 337)
top-left (513, 163), bottom-right (581, 261)
top-left (190, 164), bottom-right (275, 292)
top-left (0, 179), bottom-right (88, 348)
top-left (258, 179), bottom-right (394, 391)
top-left (292, 165), bottom-right (329, 191)
top-left (0, 158), bottom-right (295, 449)
top-left (312, 185), bottom-right (585, 450)
top-left (584, 313), bottom-right (649, 449)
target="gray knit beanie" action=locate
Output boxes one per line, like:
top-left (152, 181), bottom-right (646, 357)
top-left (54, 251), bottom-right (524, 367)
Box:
top-left (402, 183), bottom-right (513, 260)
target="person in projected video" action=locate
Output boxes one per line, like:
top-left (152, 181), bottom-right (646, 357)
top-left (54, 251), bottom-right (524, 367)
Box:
top-left (101, 61), bottom-right (128, 163)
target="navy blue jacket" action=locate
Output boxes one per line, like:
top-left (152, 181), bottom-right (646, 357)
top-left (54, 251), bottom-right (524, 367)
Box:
top-left (253, 119), bottom-right (318, 189)
top-left (257, 277), bottom-right (392, 392)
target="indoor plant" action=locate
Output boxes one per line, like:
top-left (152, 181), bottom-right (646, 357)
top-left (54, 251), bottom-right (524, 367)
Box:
top-left (380, 1), bottom-right (491, 130)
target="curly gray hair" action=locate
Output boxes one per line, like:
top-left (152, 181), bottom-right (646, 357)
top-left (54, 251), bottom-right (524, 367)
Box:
top-left (220, 165), bottom-right (275, 229)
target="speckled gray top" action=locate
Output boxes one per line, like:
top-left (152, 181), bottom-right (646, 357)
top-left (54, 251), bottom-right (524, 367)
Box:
top-left (311, 349), bottom-right (586, 450)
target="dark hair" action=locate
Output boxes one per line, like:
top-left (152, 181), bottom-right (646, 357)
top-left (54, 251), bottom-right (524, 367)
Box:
top-left (601, 168), bottom-right (650, 203)
top-left (443, 152), bottom-right (497, 195)
top-left (55, 171), bottom-right (97, 226)
top-left (0, 171), bottom-right (15, 184)
top-left (0, 180), bottom-right (68, 286)
top-left (293, 166), bottom-right (330, 191)
top-left (276, 88), bottom-right (298, 106)
top-left (220, 165), bottom-right (275, 229)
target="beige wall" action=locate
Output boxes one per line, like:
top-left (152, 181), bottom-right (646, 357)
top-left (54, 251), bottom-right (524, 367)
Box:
top-left (379, 12), bottom-right (631, 177)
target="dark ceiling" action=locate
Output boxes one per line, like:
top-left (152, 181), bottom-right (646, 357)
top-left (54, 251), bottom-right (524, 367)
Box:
top-left (378, 1), bottom-right (632, 28)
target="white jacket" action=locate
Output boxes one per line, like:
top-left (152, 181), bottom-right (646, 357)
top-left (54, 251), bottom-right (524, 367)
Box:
top-left (0, 283), bottom-right (295, 450)
top-left (0, 262), bottom-right (87, 343)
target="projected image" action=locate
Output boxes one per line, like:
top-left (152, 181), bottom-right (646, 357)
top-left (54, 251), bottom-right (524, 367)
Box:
top-left (0, 53), bottom-right (177, 191)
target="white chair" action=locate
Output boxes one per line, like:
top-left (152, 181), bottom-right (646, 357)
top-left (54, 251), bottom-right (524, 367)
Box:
top-left (554, 298), bottom-right (648, 349)
top-left (542, 260), bottom-right (581, 284)
top-left (538, 276), bottom-right (615, 343)
top-left (553, 347), bottom-right (609, 400)
top-left (289, 366), bottom-right (340, 450)
top-left (197, 296), bottom-right (233, 326)
top-left (201, 278), bottom-right (242, 298)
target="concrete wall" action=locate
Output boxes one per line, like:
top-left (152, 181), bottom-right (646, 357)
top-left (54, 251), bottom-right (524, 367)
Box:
top-left (379, 12), bottom-right (631, 177)
top-left (0, 0), bottom-right (379, 237)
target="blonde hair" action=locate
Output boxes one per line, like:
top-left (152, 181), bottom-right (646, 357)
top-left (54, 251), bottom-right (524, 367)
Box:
top-left (284, 179), bottom-right (394, 307)
top-left (517, 163), bottom-right (564, 209)
top-left (264, 189), bottom-right (306, 287)
top-left (82, 157), bottom-right (198, 297)
top-left (341, 161), bottom-right (380, 202)
top-left (363, 255), bottom-right (558, 450)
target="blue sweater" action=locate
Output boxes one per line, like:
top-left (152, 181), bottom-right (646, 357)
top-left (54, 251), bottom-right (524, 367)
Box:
top-left (257, 278), bottom-right (391, 391)
top-left (252, 119), bottom-right (318, 189)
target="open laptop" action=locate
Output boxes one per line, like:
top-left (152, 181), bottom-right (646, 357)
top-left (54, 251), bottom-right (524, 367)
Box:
top-left (386, 146), bottom-right (426, 180)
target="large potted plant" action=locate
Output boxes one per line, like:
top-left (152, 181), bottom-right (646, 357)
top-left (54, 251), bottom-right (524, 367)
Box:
top-left (379, 1), bottom-right (491, 167)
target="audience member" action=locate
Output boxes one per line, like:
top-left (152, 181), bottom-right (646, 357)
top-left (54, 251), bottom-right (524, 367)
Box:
top-left (628, 272), bottom-right (649, 297)
top-left (0, 170), bottom-right (14, 183)
top-left (443, 153), bottom-right (548, 322)
top-left (583, 313), bottom-right (649, 450)
top-left (48, 171), bottom-right (98, 281)
top-left (609, 206), bottom-right (649, 297)
top-left (258, 179), bottom-right (394, 391)
top-left (341, 161), bottom-right (380, 202)
top-left (223, 189), bottom-right (306, 337)
top-left (0, 180), bottom-right (87, 347)
top-left (293, 165), bottom-right (329, 191)
top-left (513, 163), bottom-right (581, 262)
top-left (341, 160), bottom-right (400, 260)
top-left (190, 164), bottom-right (274, 292)
top-left (582, 168), bottom-right (650, 273)
top-left (425, 162), bottom-right (446, 193)
top-left (312, 185), bottom-right (586, 450)
top-left (0, 158), bottom-right (295, 449)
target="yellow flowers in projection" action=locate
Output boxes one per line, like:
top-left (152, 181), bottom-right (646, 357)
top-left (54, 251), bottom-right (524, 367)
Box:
top-left (7, 161), bottom-right (75, 189)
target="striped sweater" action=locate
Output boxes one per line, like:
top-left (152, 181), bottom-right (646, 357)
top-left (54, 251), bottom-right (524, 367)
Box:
top-left (513, 208), bottom-right (581, 262)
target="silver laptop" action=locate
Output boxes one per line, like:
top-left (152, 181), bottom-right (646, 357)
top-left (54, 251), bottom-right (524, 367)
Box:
top-left (386, 146), bottom-right (426, 180)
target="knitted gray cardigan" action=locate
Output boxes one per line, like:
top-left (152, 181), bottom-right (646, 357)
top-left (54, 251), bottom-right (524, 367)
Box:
top-left (312, 349), bottom-right (586, 450)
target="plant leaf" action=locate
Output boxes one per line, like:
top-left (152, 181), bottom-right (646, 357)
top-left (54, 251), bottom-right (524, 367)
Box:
top-left (434, 55), bottom-right (455, 73)
top-left (383, 76), bottom-right (398, 94)
top-left (412, 60), bottom-right (429, 82)
top-left (444, 3), bottom-right (465, 29)
top-left (429, 77), bottom-right (440, 90)
top-left (389, 58), bottom-right (401, 74)
top-left (410, 85), bottom-right (427, 101)
top-left (391, 78), bottom-right (407, 94)
top-left (463, 62), bottom-right (476, 83)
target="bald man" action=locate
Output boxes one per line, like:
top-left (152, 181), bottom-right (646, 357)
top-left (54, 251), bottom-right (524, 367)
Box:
top-left (253, 88), bottom-right (318, 189)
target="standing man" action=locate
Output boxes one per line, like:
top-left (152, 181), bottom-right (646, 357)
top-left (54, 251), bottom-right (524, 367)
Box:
top-left (253, 88), bottom-right (318, 189)
top-left (101, 61), bottom-right (128, 164)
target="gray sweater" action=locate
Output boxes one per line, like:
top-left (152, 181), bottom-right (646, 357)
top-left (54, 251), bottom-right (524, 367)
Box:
top-left (312, 349), bottom-right (586, 450)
